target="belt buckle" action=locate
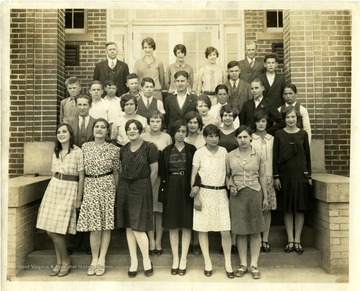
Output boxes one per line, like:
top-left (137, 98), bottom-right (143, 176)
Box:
top-left (214, 186), bottom-right (219, 190)
top-left (94, 174), bottom-right (99, 178)
top-left (59, 173), bottom-right (63, 180)
top-left (179, 171), bottom-right (185, 176)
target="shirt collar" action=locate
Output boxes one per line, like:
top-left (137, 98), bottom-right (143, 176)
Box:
top-left (286, 101), bottom-right (297, 106)
top-left (173, 90), bottom-right (191, 96)
top-left (175, 60), bottom-right (186, 69)
top-left (252, 133), bottom-right (272, 141)
top-left (234, 145), bottom-right (256, 157)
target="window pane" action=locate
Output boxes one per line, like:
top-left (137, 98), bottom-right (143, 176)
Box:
top-left (279, 11), bottom-right (283, 27)
top-left (266, 11), bottom-right (278, 28)
top-left (73, 11), bottom-right (85, 28)
top-left (65, 10), bottom-right (72, 28)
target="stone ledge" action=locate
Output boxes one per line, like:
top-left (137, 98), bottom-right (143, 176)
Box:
top-left (312, 173), bottom-right (349, 203)
top-left (9, 176), bottom-right (51, 207)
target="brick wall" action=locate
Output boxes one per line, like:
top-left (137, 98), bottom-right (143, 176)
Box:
top-left (64, 9), bottom-right (107, 95)
top-left (244, 10), bottom-right (284, 74)
top-left (283, 10), bottom-right (351, 176)
top-left (9, 9), bottom-right (65, 177)
top-left (8, 201), bottom-right (41, 278)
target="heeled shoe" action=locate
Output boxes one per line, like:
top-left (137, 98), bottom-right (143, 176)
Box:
top-left (58, 264), bottom-right (71, 277)
top-left (171, 268), bottom-right (179, 275)
top-left (294, 242), bottom-right (304, 254)
top-left (285, 242), bottom-right (294, 253)
top-left (235, 265), bottom-right (248, 277)
top-left (249, 265), bottom-right (261, 279)
top-left (128, 269), bottom-right (137, 278)
top-left (87, 265), bottom-right (97, 276)
top-left (144, 263), bottom-right (153, 277)
top-left (225, 269), bottom-right (235, 279)
top-left (149, 249), bottom-right (156, 256)
top-left (178, 268), bottom-right (186, 276)
top-left (95, 265), bottom-right (106, 276)
top-left (155, 249), bottom-right (163, 255)
top-left (261, 241), bottom-right (271, 253)
top-left (49, 264), bottom-right (61, 276)
top-left (204, 269), bottom-right (212, 277)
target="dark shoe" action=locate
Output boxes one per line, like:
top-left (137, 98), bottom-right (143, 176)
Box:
top-left (294, 242), bottom-right (303, 254)
top-left (155, 249), bottom-right (163, 255)
top-left (86, 265), bottom-right (97, 276)
top-left (235, 265), bottom-right (248, 277)
top-left (144, 263), bottom-right (153, 277)
top-left (261, 241), bottom-right (271, 253)
top-left (95, 265), bottom-right (106, 276)
top-left (226, 270), bottom-right (235, 279)
top-left (250, 265), bottom-right (261, 279)
top-left (128, 269), bottom-right (137, 278)
top-left (204, 269), bottom-right (212, 277)
top-left (231, 245), bottom-right (238, 254)
top-left (49, 264), bottom-right (61, 276)
top-left (193, 244), bottom-right (201, 255)
top-left (171, 268), bottom-right (178, 275)
top-left (285, 242), bottom-right (294, 253)
top-left (58, 264), bottom-right (71, 277)
top-left (178, 268), bottom-right (186, 276)
top-left (149, 249), bottom-right (156, 256)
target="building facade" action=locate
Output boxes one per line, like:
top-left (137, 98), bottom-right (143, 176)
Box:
top-left (8, 8), bottom-right (351, 177)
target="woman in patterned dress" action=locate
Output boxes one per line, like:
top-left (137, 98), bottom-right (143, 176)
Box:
top-left (190, 124), bottom-right (234, 278)
top-left (142, 110), bottom-right (172, 255)
top-left (76, 118), bottom-right (120, 276)
top-left (159, 120), bottom-right (197, 276)
top-left (228, 125), bottom-right (268, 280)
top-left (36, 123), bottom-right (84, 277)
top-left (115, 119), bottom-right (159, 278)
top-left (110, 94), bottom-right (149, 146)
top-left (251, 111), bottom-right (277, 253)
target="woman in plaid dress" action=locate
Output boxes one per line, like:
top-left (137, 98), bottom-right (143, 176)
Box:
top-left (36, 123), bottom-right (84, 277)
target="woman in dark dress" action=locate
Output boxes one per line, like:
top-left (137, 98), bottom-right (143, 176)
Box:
top-left (115, 119), bottom-right (159, 278)
top-left (273, 106), bottom-right (312, 254)
top-left (218, 104), bottom-right (238, 152)
top-left (159, 120), bottom-right (197, 276)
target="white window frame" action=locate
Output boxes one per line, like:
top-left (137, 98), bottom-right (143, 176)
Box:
top-left (265, 10), bottom-right (283, 33)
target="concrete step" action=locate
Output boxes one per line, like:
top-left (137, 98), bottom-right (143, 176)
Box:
top-left (25, 246), bottom-right (321, 269)
top-left (34, 225), bottom-right (315, 250)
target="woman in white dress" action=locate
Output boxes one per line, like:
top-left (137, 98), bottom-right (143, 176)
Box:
top-left (190, 124), bottom-right (234, 279)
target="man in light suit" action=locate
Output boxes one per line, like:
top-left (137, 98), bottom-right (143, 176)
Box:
top-left (238, 41), bottom-right (264, 84)
top-left (164, 71), bottom-right (197, 131)
top-left (93, 42), bottom-right (129, 97)
top-left (240, 78), bottom-right (285, 136)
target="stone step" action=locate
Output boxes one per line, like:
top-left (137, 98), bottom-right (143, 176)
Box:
top-left (25, 246), bottom-right (321, 269)
top-left (34, 225), bottom-right (315, 250)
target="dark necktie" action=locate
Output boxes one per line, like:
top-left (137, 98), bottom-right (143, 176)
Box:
top-left (146, 98), bottom-right (150, 109)
top-left (232, 81), bottom-right (236, 90)
top-left (80, 117), bottom-right (86, 143)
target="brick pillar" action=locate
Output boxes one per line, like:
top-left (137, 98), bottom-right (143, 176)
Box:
top-left (9, 9), bottom-right (65, 177)
top-left (283, 10), bottom-right (351, 175)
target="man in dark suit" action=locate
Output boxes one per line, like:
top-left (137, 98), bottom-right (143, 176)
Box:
top-left (164, 71), bottom-right (197, 131)
top-left (93, 42), bottom-right (129, 97)
top-left (238, 41), bottom-right (264, 84)
top-left (258, 54), bottom-right (285, 109)
top-left (224, 60), bottom-right (252, 114)
top-left (240, 78), bottom-right (285, 136)
top-left (67, 94), bottom-right (95, 255)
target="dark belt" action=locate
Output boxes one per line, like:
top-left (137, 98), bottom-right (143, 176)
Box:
top-left (54, 172), bottom-right (79, 182)
top-left (85, 171), bottom-right (113, 178)
top-left (200, 184), bottom-right (227, 190)
top-left (170, 171), bottom-right (185, 176)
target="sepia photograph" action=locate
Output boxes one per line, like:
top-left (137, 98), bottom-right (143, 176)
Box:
top-left (1, 1), bottom-right (359, 290)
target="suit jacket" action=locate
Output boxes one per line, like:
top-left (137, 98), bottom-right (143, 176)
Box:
top-left (164, 93), bottom-right (197, 130)
top-left (69, 116), bottom-right (96, 147)
top-left (93, 60), bottom-right (130, 97)
top-left (239, 97), bottom-right (285, 136)
top-left (238, 57), bottom-right (264, 84)
top-left (225, 79), bottom-right (252, 114)
top-left (258, 73), bottom-right (286, 109)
